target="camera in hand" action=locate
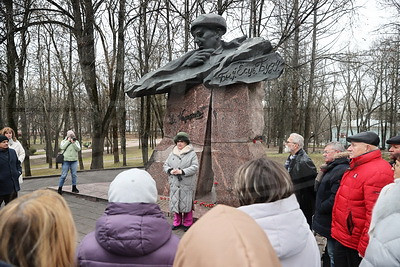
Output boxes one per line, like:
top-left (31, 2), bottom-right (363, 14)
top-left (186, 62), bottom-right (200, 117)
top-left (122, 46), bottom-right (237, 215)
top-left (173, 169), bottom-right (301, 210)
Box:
top-left (72, 137), bottom-right (77, 141)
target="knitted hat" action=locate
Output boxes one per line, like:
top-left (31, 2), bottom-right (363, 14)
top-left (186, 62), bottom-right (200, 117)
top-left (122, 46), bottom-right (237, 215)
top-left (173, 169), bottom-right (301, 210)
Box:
top-left (346, 131), bottom-right (380, 146)
top-left (108, 169), bottom-right (158, 204)
top-left (190, 14), bottom-right (227, 35)
top-left (174, 132), bottom-right (190, 145)
top-left (0, 135), bottom-right (8, 143)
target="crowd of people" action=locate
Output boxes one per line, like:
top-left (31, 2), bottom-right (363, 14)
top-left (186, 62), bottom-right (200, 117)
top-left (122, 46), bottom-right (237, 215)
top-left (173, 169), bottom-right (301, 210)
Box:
top-left (0, 129), bottom-right (399, 266)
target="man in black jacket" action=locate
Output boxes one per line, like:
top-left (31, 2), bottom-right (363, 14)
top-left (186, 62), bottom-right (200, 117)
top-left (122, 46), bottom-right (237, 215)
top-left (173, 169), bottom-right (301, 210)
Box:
top-left (284, 133), bottom-right (317, 227)
top-left (312, 142), bottom-right (349, 267)
top-left (0, 135), bottom-right (21, 206)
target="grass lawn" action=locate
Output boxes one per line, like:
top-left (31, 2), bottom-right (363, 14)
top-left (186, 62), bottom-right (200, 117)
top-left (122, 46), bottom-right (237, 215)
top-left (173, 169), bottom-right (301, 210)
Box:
top-left (25, 143), bottom-right (326, 177)
top-left (25, 145), bottom-right (154, 177)
top-left (266, 149), bottom-right (325, 167)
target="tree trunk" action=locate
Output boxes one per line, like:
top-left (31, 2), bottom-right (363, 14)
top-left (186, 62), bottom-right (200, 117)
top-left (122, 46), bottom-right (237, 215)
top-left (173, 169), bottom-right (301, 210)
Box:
top-left (4, 0), bottom-right (18, 131)
top-left (116, 0), bottom-right (126, 166)
top-left (291, 0), bottom-right (300, 133)
top-left (303, 0), bottom-right (318, 152)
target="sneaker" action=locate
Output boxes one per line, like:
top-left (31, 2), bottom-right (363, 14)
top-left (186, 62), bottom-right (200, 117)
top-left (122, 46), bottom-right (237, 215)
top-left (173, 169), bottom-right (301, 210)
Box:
top-left (183, 226), bottom-right (191, 232)
top-left (57, 187), bottom-right (63, 195)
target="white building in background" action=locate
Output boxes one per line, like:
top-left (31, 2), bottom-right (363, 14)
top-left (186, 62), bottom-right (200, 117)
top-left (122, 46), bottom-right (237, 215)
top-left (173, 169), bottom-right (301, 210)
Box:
top-left (331, 119), bottom-right (395, 147)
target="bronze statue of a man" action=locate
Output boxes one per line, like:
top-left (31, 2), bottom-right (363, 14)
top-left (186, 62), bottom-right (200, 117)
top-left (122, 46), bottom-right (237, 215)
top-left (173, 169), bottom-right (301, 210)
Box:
top-left (126, 14), bottom-right (283, 98)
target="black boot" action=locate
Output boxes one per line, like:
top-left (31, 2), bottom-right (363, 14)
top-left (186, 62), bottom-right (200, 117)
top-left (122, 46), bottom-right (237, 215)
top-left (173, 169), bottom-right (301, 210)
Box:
top-left (57, 187), bottom-right (63, 195)
top-left (72, 185), bottom-right (79, 193)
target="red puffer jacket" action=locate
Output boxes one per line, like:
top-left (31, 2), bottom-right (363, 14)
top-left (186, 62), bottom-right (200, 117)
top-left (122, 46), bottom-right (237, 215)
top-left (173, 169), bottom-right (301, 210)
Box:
top-left (331, 149), bottom-right (393, 256)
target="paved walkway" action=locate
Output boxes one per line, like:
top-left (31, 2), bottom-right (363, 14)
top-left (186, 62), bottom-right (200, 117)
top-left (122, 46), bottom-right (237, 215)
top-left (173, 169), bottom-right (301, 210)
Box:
top-left (20, 168), bottom-right (211, 242)
top-left (19, 168), bottom-right (325, 263)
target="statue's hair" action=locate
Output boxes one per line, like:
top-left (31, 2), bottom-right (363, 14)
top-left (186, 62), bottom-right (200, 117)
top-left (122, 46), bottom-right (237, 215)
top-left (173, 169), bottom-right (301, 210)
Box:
top-left (0, 189), bottom-right (77, 267)
top-left (234, 157), bottom-right (294, 205)
top-left (0, 127), bottom-right (16, 141)
top-left (289, 133), bottom-right (304, 148)
top-left (325, 141), bottom-right (345, 152)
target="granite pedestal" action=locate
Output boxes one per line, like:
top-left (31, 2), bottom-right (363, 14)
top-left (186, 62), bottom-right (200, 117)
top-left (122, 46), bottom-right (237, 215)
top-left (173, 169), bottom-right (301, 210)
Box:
top-left (146, 82), bottom-right (267, 206)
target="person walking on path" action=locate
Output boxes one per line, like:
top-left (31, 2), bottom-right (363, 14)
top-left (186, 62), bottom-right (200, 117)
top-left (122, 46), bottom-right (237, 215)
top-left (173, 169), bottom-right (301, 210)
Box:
top-left (331, 131), bottom-right (393, 266)
top-left (235, 157), bottom-right (320, 267)
top-left (77, 169), bottom-right (179, 266)
top-left (312, 142), bottom-right (349, 267)
top-left (164, 132), bottom-right (199, 232)
top-left (0, 127), bottom-right (25, 184)
top-left (58, 130), bottom-right (81, 194)
top-left (284, 133), bottom-right (318, 227)
top-left (0, 135), bottom-right (21, 206)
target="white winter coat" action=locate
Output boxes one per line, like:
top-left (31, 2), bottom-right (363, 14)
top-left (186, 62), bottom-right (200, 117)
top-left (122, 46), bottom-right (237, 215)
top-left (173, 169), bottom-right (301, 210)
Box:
top-left (9, 139), bottom-right (25, 184)
top-left (163, 144), bottom-right (198, 213)
top-left (238, 194), bottom-right (321, 267)
top-left (360, 178), bottom-right (400, 267)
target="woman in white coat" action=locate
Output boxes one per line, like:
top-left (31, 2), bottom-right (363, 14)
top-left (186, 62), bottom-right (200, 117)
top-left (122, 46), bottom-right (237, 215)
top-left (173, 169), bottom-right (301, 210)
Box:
top-left (360, 153), bottom-right (400, 267)
top-left (235, 157), bottom-right (320, 267)
top-left (0, 127), bottom-right (25, 184)
top-left (164, 132), bottom-right (198, 232)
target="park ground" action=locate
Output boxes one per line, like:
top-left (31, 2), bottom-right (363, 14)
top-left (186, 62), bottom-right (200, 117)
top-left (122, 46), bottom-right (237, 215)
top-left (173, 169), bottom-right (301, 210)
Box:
top-left (18, 140), bottom-right (392, 248)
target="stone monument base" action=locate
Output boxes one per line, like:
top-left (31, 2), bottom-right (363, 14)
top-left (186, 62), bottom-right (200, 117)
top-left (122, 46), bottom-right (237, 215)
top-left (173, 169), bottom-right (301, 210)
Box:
top-left (146, 82), bottom-right (267, 206)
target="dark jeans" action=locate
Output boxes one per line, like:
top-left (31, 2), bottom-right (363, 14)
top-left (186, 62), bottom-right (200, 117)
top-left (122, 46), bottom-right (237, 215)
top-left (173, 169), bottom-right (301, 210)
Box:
top-left (0, 191), bottom-right (18, 206)
top-left (334, 240), bottom-right (362, 267)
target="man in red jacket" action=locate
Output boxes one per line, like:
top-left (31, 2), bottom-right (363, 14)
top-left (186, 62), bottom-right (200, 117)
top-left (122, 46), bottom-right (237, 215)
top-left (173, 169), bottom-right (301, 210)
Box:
top-left (331, 131), bottom-right (393, 266)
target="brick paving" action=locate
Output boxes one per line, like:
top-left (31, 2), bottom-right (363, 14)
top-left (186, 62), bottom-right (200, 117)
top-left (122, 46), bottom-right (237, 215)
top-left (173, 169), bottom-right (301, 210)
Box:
top-left (19, 169), bottom-right (188, 242)
top-left (18, 168), bottom-right (325, 263)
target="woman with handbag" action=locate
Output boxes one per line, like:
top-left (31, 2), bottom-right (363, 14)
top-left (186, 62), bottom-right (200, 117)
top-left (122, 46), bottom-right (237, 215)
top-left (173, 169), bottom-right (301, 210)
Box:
top-left (58, 130), bottom-right (81, 195)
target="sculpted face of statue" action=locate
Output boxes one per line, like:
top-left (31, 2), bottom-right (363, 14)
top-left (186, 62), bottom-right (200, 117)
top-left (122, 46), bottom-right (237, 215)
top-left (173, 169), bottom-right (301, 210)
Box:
top-left (192, 26), bottom-right (223, 50)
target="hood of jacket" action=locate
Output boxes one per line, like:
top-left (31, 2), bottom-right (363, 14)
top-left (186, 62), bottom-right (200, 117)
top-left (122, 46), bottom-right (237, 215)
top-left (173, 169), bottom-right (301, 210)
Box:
top-left (95, 202), bottom-right (172, 257)
top-left (238, 194), bottom-right (316, 260)
top-left (349, 149), bottom-right (381, 169)
top-left (172, 144), bottom-right (193, 156)
top-left (325, 155), bottom-right (349, 172)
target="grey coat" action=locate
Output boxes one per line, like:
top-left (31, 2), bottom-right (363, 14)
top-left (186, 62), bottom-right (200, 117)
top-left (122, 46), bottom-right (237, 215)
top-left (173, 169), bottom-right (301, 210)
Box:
top-left (163, 144), bottom-right (198, 213)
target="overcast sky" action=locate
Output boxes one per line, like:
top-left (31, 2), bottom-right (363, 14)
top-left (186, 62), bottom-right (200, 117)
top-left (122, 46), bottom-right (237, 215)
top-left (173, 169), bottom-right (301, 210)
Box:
top-left (348, 0), bottom-right (394, 50)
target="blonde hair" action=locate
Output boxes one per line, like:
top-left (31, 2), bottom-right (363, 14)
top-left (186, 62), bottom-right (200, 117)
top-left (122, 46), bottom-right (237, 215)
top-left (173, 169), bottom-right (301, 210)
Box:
top-left (0, 190), bottom-right (77, 267)
top-left (234, 157), bottom-right (294, 205)
top-left (0, 127), bottom-right (16, 141)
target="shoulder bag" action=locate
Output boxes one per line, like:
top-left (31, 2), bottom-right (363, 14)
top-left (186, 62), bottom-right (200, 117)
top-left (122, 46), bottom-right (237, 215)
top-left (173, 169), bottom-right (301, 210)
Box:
top-left (56, 142), bottom-right (72, 164)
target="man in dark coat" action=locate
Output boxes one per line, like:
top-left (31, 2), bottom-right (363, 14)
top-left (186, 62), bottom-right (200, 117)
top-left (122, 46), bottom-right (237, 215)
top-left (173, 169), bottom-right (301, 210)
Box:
top-left (312, 142), bottom-right (349, 267)
top-left (284, 133), bottom-right (317, 227)
top-left (0, 135), bottom-right (21, 206)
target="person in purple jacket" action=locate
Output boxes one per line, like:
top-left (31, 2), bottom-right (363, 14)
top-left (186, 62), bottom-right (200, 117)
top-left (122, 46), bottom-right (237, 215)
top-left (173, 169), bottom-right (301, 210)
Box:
top-left (77, 168), bottom-right (180, 266)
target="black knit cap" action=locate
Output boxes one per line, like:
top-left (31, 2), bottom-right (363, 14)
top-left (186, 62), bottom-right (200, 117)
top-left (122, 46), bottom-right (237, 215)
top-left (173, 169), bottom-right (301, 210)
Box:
top-left (0, 135), bottom-right (8, 143)
top-left (346, 131), bottom-right (380, 146)
top-left (387, 135), bottom-right (400, 145)
top-left (174, 132), bottom-right (190, 145)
